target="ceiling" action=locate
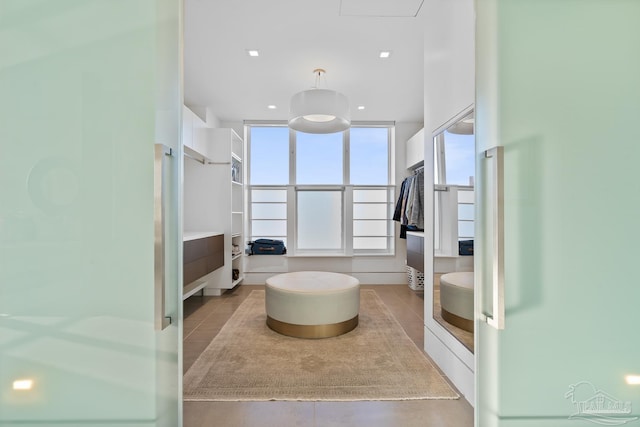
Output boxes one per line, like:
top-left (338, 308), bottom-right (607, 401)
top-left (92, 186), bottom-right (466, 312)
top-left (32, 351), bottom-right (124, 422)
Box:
top-left (184, 0), bottom-right (427, 124)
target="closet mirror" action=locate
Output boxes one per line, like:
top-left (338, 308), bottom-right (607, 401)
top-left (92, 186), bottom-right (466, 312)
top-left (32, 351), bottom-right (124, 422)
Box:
top-left (432, 108), bottom-right (475, 353)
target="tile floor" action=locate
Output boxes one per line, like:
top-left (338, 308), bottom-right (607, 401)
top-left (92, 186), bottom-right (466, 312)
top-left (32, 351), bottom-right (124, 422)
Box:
top-left (183, 284), bottom-right (474, 427)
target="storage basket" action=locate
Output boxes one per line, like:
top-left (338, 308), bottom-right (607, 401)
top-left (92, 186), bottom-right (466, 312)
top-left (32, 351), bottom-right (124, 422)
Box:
top-left (407, 266), bottom-right (425, 291)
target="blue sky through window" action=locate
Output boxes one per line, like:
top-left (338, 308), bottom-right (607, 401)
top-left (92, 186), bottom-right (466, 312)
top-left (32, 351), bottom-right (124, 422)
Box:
top-left (250, 127), bottom-right (289, 185)
top-left (250, 126), bottom-right (389, 186)
top-left (296, 132), bottom-right (343, 184)
top-left (443, 130), bottom-right (475, 186)
top-left (350, 127), bottom-right (388, 185)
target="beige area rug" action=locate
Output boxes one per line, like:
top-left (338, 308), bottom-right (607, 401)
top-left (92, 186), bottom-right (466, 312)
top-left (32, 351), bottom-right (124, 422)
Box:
top-left (183, 290), bottom-right (459, 401)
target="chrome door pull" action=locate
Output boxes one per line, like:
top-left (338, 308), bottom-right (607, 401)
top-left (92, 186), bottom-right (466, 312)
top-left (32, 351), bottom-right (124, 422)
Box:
top-left (482, 146), bottom-right (505, 330)
top-left (154, 144), bottom-right (173, 331)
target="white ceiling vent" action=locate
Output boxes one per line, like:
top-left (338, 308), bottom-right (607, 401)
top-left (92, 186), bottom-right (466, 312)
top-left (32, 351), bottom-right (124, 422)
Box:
top-left (339, 0), bottom-right (424, 17)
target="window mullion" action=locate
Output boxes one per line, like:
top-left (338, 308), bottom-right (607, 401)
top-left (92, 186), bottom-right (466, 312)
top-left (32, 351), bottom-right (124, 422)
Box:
top-left (289, 128), bottom-right (296, 185)
top-left (286, 185), bottom-right (296, 255)
top-left (345, 186), bottom-right (353, 255)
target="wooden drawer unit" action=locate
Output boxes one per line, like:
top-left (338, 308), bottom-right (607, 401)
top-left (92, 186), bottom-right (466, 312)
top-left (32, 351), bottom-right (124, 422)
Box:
top-left (183, 234), bottom-right (224, 288)
top-left (406, 232), bottom-right (424, 273)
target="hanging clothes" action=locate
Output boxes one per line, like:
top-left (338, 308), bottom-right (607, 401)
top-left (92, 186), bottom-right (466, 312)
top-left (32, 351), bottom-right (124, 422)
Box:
top-left (394, 169), bottom-right (424, 239)
top-left (409, 169), bottom-right (424, 229)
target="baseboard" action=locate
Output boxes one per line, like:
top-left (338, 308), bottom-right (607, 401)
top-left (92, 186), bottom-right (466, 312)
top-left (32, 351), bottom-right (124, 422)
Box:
top-left (425, 325), bottom-right (475, 406)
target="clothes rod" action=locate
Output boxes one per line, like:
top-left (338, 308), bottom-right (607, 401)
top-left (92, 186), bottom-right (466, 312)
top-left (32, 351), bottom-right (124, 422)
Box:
top-left (183, 151), bottom-right (205, 165)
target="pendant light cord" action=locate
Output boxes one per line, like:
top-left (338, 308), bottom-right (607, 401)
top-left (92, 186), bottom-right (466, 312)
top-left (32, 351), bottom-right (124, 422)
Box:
top-left (312, 68), bottom-right (326, 89)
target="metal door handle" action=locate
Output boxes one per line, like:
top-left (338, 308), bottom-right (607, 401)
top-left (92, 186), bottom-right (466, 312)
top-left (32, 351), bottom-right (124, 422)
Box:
top-left (482, 146), bottom-right (505, 330)
top-left (154, 144), bottom-right (173, 331)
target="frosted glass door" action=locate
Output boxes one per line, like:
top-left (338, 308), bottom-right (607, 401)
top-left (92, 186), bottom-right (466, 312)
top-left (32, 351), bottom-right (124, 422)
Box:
top-left (0, 1), bottom-right (183, 425)
top-left (475, 1), bottom-right (640, 426)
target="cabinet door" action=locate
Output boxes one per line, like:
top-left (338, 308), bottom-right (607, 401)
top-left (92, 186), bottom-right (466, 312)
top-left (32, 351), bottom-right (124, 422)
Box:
top-left (407, 234), bottom-right (425, 272)
top-left (406, 128), bottom-right (425, 169)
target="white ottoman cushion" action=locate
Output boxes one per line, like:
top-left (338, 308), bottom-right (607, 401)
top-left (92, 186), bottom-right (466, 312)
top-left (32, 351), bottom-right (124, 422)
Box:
top-left (440, 271), bottom-right (474, 332)
top-left (265, 271), bottom-right (360, 338)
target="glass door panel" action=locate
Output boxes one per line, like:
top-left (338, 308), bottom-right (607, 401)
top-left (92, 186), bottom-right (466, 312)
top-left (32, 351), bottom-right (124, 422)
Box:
top-left (476, 0), bottom-right (640, 425)
top-left (0, 1), bottom-right (182, 425)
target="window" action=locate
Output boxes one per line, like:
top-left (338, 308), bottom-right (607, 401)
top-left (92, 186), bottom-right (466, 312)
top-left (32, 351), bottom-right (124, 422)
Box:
top-left (433, 110), bottom-right (475, 256)
top-left (434, 117), bottom-right (475, 187)
top-left (250, 127), bottom-right (289, 185)
top-left (297, 189), bottom-right (343, 250)
top-left (247, 124), bottom-right (394, 255)
top-left (350, 127), bottom-right (389, 185)
top-left (353, 188), bottom-right (394, 252)
top-left (296, 132), bottom-right (343, 184)
top-left (250, 188), bottom-right (287, 246)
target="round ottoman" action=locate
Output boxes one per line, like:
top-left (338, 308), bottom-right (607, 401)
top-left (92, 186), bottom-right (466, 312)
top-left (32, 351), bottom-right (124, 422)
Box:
top-left (439, 272), bottom-right (474, 332)
top-left (265, 271), bottom-right (360, 339)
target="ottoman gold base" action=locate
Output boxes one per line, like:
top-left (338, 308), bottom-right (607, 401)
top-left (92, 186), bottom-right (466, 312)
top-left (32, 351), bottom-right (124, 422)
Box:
top-left (441, 308), bottom-right (474, 333)
top-left (267, 315), bottom-right (359, 339)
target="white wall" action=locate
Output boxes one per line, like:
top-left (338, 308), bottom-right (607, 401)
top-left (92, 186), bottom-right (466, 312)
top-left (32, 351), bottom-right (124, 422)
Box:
top-left (422, 0), bottom-right (476, 406)
top-left (424, 0), bottom-right (475, 135)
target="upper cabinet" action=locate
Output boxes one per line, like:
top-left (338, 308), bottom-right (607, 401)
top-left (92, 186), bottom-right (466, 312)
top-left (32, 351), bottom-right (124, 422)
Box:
top-left (406, 128), bottom-right (425, 170)
top-left (183, 106), bottom-right (207, 155)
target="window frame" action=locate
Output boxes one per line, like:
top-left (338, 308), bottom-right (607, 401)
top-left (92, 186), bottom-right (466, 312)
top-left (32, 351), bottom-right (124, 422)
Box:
top-left (246, 122), bottom-right (395, 256)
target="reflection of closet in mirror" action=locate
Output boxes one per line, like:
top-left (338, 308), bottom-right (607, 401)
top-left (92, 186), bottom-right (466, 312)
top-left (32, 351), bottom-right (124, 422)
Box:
top-left (433, 107), bottom-right (475, 352)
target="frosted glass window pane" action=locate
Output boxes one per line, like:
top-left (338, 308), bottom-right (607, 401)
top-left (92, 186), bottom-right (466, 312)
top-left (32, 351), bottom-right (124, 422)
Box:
top-left (458, 189), bottom-right (474, 204)
top-left (297, 191), bottom-right (342, 249)
top-left (252, 189), bottom-right (287, 203)
top-left (252, 203), bottom-right (286, 219)
top-left (296, 132), bottom-right (343, 184)
top-left (250, 127), bottom-right (289, 185)
top-left (354, 237), bottom-right (388, 250)
top-left (354, 189), bottom-right (387, 203)
top-left (252, 220), bottom-right (287, 236)
top-left (458, 204), bottom-right (474, 221)
top-left (350, 127), bottom-right (389, 185)
top-left (458, 221), bottom-right (475, 238)
top-left (353, 204), bottom-right (388, 219)
top-left (353, 220), bottom-right (388, 236)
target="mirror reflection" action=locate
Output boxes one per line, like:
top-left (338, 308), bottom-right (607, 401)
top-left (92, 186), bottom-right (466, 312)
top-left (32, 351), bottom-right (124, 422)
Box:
top-left (433, 109), bottom-right (475, 352)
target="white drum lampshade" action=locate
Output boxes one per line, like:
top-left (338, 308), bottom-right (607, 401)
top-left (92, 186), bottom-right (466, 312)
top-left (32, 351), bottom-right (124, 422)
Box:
top-left (288, 70), bottom-right (350, 134)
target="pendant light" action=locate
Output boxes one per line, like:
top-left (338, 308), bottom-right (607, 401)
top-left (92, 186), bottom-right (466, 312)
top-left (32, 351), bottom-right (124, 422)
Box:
top-left (288, 69), bottom-right (350, 134)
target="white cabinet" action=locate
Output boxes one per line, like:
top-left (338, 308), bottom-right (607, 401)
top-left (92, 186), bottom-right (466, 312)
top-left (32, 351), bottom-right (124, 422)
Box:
top-left (405, 128), bottom-right (425, 169)
top-left (182, 105), bottom-right (208, 158)
top-left (183, 124), bottom-right (245, 296)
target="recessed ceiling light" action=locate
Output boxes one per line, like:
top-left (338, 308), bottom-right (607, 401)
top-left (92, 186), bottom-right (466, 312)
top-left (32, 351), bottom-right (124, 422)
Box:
top-left (246, 49), bottom-right (259, 57)
top-left (357, 106), bottom-right (365, 110)
top-left (267, 105), bottom-right (277, 110)
top-left (379, 51), bottom-right (391, 59)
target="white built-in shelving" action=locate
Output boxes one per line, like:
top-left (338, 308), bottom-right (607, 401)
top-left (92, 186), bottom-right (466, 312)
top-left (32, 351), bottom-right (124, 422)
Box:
top-left (182, 105), bottom-right (245, 296)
